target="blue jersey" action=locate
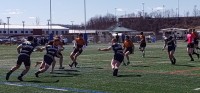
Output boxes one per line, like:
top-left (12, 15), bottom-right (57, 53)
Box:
top-left (46, 45), bottom-right (58, 57)
top-left (112, 43), bottom-right (123, 55)
top-left (20, 41), bottom-right (36, 56)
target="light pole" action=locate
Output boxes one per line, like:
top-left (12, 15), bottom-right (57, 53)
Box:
top-left (142, 3), bottom-right (145, 18)
top-left (3, 23), bottom-right (6, 33)
top-left (22, 21), bottom-right (25, 35)
top-left (115, 8), bottom-right (117, 21)
top-left (50, 0), bottom-right (52, 29)
top-left (163, 5), bottom-right (165, 18)
top-left (194, 5), bottom-right (197, 17)
top-left (47, 19), bottom-right (50, 35)
top-left (7, 17), bottom-right (11, 45)
top-left (178, 0), bottom-right (179, 17)
top-left (71, 21), bottom-right (74, 34)
top-left (84, 0), bottom-right (88, 45)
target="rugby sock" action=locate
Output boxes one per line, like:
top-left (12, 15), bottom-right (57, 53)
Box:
top-left (35, 71), bottom-right (41, 77)
top-left (8, 70), bottom-right (13, 74)
top-left (193, 51), bottom-right (199, 55)
top-left (173, 57), bottom-right (176, 64)
top-left (20, 74), bottom-right (24, 77)
top-left (189, 54), bottom-right (194, 61)
top-left (113, 69), bottom-right (118, 76)
top-left (170, 58), bottom-right (174, 64)
top-left (6, 71), bottom-right (13, 80)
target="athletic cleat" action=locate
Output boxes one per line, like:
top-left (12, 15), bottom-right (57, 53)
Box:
top-left (74, 62), bottom-right (78, 67)
top-left (113, 69), bottom-right (118, 76)
top-left (6, 72), bottom-right (11, 80)
top-left (127, 62), bottom-right (130, 65)
top-left (123, 62), bottom-right (126, 66)
top-left (173, 58), bottom-right (176, 64)
top-left (59, 67), bottom-right (65, 69)
top-left (191, 59), bottom-right (194, 61)
top-left (35, 72), bottom-right (39, 78)
top-left (69, 64), bottom-right (73, 68)
top-left (17, 76), bottom-right (23, 81)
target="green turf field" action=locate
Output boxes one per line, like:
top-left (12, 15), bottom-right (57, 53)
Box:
top-left (1, 41), bottom-right (200, 93)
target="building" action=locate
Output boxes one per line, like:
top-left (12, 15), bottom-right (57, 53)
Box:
top-left (159, 28), bottom-right (188, 39)
top-left (0, 25), bottom-right (69, 36)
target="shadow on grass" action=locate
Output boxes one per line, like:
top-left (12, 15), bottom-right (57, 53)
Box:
top-left (54, 69), bottom-right (80, 72)
top-left (25, 80), bottom-right (59, 83)
top-left (118, 74), bottom-right (142, 77)
top-left (145, 56), bottom-right (160, 58)
top-left (174, 64), bottom-right (196, 67)
top-left (76, 67), bottom-right (104, 69)
top-left (131, 65), bottom-right (150, 67)
top-left (7, 80), bottom-right (59, 83)
top-left (44, 72), bottom-right (81, 78)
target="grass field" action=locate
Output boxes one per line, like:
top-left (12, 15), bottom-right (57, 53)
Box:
top-left (1, 41), bottom-right (200, 93)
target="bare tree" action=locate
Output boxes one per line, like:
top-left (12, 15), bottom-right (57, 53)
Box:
top-left (186, 11), bottom-right (190, 17)
top-left (193, 5), bottom-right (198, 17)
top-left (137, 11), bottom-right (142, 17)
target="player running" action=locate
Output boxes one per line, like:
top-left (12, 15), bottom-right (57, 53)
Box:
top-left (162, 35), bottom-right (176, 65)
top-left (192, 29), bottom-right (200, 59)
top-left (69, 33), bottom-right (85, 68)
top-left (6, 36), bottom-right (40, 81)
top-left (135, 32), bottom-right (146, 58)
top-left (98, 38), bottom-right (124, 76)
top-left (54, 35), bottom-right (65, 70)
top-left (123, 35), bottom-right (134, 65)
top-left (186, 29), bottom-right (197, 61)
top-left (35, 38), bottom-right (60, 77)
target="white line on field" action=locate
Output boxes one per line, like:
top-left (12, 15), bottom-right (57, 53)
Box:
top-left (194, 88), bottom-right (200, 91)
top-left (4, 82), bottom-right (23, 87)
top-left (45, 88), bottom-right (68, 92)
top-left (1, 82), bottom-right (106, 93)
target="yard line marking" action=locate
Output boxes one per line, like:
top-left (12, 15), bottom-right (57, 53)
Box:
top-left (0, 82), bottom-right (107, 93)
top-left (45, 88), bottom-right (68, 92)
top-left (194, 88), bottom-right (200, 90)
top-left (4, 82), bottom-right (23, 87)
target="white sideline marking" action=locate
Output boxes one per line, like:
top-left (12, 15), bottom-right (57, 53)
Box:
top-left (4, 82), bottom-right (68, 91)
top-left (45, 88), bottom-right (68, 92)
top-left (1, 82), bottom-right (106, 93)
top-left (194, 88), bottom-right (200, 90)
top-left (5, 83), bottom-right (23, 87)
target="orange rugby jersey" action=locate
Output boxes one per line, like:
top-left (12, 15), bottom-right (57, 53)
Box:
top-left (75, 38), bottom-right (85, 48)
top-left (123, 40), bottom-right (134, 48)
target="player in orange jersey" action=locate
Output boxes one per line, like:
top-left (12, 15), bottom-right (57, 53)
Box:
top-left (69, 33), bottom-right (85, 68)
top-left (123, 35), bottom-right (134, 65)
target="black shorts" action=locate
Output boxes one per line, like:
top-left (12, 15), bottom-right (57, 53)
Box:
top-left (125, 47), bottom-right (133, 54)
top-left (194, 40), bottom-right (199, 45)
top-left (44, 55), bottom-right (54, 65)
top-left (168, 46), bottom-right (176, 52)
top-left (17, 54), bottom-right (31, 66)
top-left (114, 54), bottom-right (124, 63)
top-left (73, 48), bottom-right (83, 54)
top-left (55, 52), bottom-right (63, 58)
top-left (140, 43), bottom-right (146, 48)
top-left (187, 43), bottom-right (194, 48)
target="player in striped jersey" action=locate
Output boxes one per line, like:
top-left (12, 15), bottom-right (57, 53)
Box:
top-left (98, 38), bottom-right (124, 76)
top-left (35, 38), bottom-right (60, 77)
top-left (6, 36), bottom-right (40, 81)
